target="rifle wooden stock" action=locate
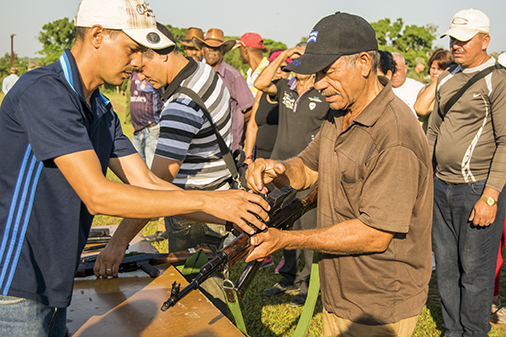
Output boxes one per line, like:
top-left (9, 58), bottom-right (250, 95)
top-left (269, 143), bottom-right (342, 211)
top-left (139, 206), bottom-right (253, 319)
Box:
top-left (75, 246), bottom-right (214, 278)
top-left (161, 186), bottom-right (318, 310)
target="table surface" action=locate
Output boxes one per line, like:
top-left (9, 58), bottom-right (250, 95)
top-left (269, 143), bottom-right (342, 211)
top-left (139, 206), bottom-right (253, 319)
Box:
top-left (67, 226), bottom-right (244, 337)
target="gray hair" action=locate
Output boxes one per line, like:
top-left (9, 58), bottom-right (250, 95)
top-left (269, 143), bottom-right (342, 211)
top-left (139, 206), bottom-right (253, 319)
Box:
top-left (391, 52), bottom-right (405, 66)
top-left (343, 50), bottom-right (380, 73)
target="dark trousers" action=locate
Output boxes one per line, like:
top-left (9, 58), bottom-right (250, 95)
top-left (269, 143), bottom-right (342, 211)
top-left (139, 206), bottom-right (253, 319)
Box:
top-left (165, 216), bottom-right (230, 314)
top-left (433, 177), bottom-right (505, 337)
top-left (278, 190), bottom-right (317, 294)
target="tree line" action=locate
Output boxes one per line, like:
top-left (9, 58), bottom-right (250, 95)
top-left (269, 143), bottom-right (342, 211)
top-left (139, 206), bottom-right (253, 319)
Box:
top-left (3, 16), bottom-right (503, 84)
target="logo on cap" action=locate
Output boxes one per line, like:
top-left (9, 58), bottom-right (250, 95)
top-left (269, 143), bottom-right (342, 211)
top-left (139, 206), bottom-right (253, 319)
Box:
top-left (452, 17), bottom-right (469, 26)
top-left (291, 59), bottom-right (301, 67)
top-left (136, 3), bottom-right (154, 17)
top-left (308, 31), bottom-right (318, 43)
top-left (146, 32), bottom-right (161, 44)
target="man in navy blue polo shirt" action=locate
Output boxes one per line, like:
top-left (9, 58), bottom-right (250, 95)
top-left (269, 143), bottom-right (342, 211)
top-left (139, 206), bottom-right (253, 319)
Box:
top-left (0, 1), bottom-right (269, 336)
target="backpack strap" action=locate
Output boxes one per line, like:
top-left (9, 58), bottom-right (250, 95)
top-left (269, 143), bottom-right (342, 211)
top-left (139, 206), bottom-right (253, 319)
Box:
top-left (170, 86), bottom-right (240, 180)
top-left (438, 63), bottom-right (504, 120)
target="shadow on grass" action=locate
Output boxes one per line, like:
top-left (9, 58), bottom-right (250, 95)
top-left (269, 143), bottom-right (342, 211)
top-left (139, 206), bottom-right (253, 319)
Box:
top-left (227, 253), bottom-right (323, 336)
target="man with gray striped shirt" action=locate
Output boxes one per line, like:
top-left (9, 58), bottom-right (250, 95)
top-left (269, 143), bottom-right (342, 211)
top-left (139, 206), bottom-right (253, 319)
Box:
top-left (97, 24), bottom-right (235, 313)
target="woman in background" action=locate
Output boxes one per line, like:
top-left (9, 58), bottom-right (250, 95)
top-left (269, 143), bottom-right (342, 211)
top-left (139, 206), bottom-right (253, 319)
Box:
top-left (414, 49), bottom-right (454, 133)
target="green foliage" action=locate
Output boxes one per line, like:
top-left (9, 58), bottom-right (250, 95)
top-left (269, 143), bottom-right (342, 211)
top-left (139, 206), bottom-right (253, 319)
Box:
top-left (371, 18), bottom-right (436, 67)
top-left (0, 53), bottom-right (32, 85)
top-left (165, 24), bottom-right (188, 54)
top-left (224, 48), bottom-right (249, 76)
top-left (37, 18), bottom-right (76, 66)
top-left (264, 39), bottom-right (287, 53)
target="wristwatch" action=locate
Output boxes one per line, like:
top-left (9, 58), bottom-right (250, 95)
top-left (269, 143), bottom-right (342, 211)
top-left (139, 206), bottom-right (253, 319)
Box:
top-left (481, 195), bottom-right (497, 206)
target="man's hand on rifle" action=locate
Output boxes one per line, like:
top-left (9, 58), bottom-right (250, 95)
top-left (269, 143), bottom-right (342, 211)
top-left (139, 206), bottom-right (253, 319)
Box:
top-left (246, 158), bottom-right (286, 194)
top-left (245, 228), bottom-right (286, 263)
top-left (94, 238), bottom-right (128, 278)
top-left (200, 189), bottom-right (271, 234)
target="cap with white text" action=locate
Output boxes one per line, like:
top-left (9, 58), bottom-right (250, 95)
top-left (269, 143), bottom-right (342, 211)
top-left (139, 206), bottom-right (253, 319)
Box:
top-left (75, 0), bottom-right (174, 51)
top-left (283, 12), bottom-right (378, 74)
top-left (441, 8), bottom-right (490, 42)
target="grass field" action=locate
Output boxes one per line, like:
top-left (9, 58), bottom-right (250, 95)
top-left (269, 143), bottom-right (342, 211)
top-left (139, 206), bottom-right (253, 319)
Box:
top-left (2, 89), bottom-right (506, 336)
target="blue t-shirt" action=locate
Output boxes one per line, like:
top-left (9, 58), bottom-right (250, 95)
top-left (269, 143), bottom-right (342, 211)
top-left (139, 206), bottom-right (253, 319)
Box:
top-left (0, 49), bottom-right (135, 307)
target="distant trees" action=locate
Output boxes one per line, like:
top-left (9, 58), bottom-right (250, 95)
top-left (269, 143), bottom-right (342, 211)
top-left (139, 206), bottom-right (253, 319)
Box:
top-left (37, 18), bottom-right (76, 66)
top-left (0, 53), bottom-right (31, 82)
top-left (370, 18), bottom-right (436, 67)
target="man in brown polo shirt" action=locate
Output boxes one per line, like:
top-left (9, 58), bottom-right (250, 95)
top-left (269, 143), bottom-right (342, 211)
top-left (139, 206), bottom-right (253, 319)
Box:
top-left (245, 12), bottom-right (433, 337)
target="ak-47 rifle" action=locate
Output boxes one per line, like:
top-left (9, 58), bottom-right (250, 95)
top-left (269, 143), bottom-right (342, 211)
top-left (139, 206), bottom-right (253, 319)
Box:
top-left (161, 185), bottom-right (318, 311)
top-left (75, 246), bottom-right (215, 278)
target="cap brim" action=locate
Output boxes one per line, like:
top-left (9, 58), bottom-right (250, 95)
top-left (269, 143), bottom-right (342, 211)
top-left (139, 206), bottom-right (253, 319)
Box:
top-left (440, 27), bottom-right (478, 41)
top-left (179, 40), bottom-right (196, 47)
top-left (124, 27), bottom-right (175, 52)
top-left (283, 52), bottom-right (339, 74)
top-left (193, 38), bottom-right (236, 54)
top-left (233, 41), bottom-right (245, 49)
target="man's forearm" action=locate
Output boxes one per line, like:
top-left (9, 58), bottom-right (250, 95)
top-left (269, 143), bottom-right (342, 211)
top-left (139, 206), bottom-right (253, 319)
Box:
top-left (414, 81), bottom-right (436, 116)
top-left (111, 218), bottom-right (151, 247)
top-left (281, 219), bottom-right (393, 254)
top-left (247, 218), bottom-right (395, 263)
top-left (182, 212), bottom-right (225, 225)
top-left (274, 157), bottom-right (318, 191)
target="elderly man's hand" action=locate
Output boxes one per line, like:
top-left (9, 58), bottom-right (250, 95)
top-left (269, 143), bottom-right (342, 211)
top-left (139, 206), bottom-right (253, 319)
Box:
top-left (245, 228), bottom-right (285, 262)
top-left (245, 158), bottom-right (285, 194)
top-left (94, 241), bottom-right (128, 278)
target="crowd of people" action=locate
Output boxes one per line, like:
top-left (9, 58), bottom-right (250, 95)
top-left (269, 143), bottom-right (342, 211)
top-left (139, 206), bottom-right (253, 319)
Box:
top-left (1, 0), bottom-right (506, 336)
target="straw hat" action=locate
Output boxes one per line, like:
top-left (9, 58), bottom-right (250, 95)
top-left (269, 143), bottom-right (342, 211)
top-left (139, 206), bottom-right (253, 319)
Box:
top-left (192, 28), bottom-right (236, 54)
top-left (179, 27), bottom-right (204, 48)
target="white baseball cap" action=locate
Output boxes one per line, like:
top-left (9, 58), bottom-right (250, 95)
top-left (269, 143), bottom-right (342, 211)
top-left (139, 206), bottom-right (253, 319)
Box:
top-left (498, 53), bottom-right (506, 67)
top-left (441, 9), bottom-right (490, 42)
top-left (75, 0), bottom-right (174, 51)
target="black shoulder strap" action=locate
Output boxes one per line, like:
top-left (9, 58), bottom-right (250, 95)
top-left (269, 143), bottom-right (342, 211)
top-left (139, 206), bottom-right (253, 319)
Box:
top-left (170, 86), bottom-right (240, 179)
top-left (438, 63), bottom-right (503, 120)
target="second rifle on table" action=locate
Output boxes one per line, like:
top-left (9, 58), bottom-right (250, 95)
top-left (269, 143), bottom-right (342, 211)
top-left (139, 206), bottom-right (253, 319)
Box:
top-left (161, 185), bottom-right (318, 311)
top-left (76, 246), bottom-right (215, 278)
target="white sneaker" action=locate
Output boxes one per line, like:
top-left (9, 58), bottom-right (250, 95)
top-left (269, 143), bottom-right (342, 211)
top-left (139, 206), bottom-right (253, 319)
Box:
top-left (491, 306), bottom-right (506, 324)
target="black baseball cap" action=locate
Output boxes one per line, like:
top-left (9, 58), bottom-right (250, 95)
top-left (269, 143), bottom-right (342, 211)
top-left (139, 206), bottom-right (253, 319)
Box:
top-left (284, 12), bottom-right (378, 74)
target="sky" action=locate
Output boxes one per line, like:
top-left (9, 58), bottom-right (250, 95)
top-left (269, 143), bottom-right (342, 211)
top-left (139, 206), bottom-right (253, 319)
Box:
top-left (1, 0), bottom-right (505, 60)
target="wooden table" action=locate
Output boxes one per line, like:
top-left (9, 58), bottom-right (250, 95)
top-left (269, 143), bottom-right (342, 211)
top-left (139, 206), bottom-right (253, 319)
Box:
top-left (67, 227), bottom-right (244, 337)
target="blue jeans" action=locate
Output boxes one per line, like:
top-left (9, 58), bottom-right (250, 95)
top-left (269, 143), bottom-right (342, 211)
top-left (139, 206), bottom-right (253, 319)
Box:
top-left (0, 295), bottom-right (67, 337)
top-left (433, 177), bottom-right (505, 337)
top-left (131, 123), bottom-right (159, 169)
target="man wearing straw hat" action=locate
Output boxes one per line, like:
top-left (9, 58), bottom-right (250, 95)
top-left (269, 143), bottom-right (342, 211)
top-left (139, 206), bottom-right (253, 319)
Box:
top-left (179, 27), bottom-right (205, 62)
top-left (194, 29), bottom-right (254, 151)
